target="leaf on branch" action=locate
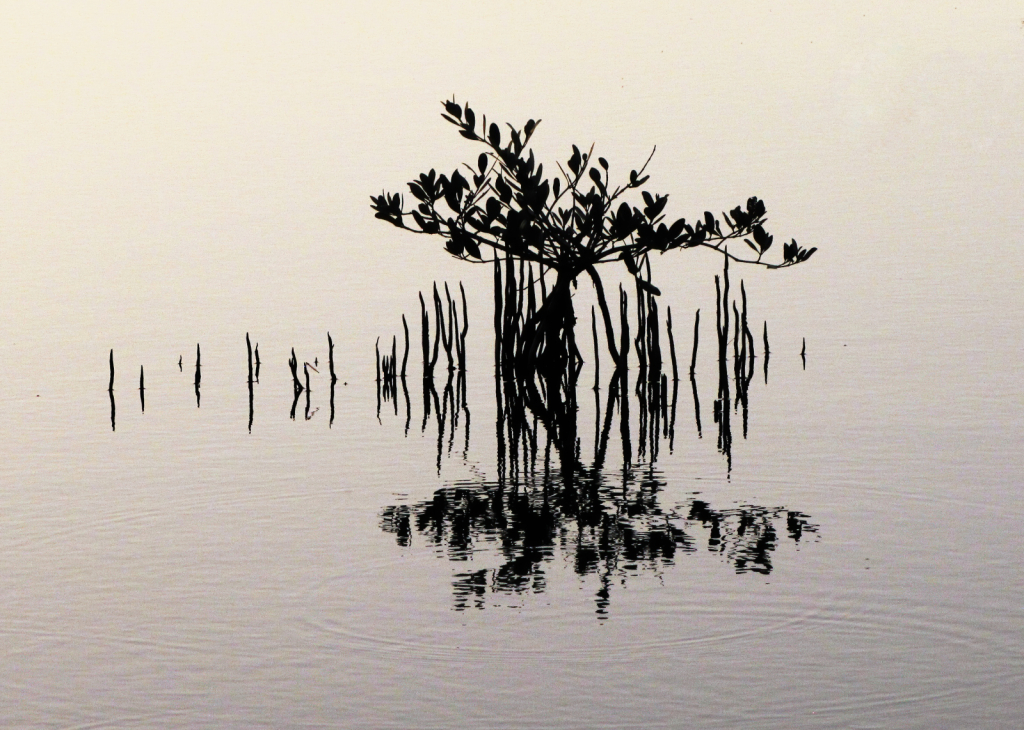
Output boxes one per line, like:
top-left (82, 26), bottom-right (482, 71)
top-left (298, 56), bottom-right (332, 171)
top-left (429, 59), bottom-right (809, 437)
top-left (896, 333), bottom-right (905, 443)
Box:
top-left (489, 123), bottom-right (500, 148)
top-left (509, 127), bottom-right (522, 154)
top-left (408, 181), bottom-right (427, 202)
top-left (486, 197), bottom-right (501, 221)
top-left (495, 176), bottom-right (513, 204)
top-left (478, 153), bottom-right (487, 174)
top-left (443, 101), bottom-right (462, 119)
top-left (622, 251), bottom-right (639, 274)
top-left (704, 211), bottom-right (715, 232)
top-left (668, 217), bottom-right (686, 240)
top-left (752, 225), bottom-right (773, 253)
top-left (636, 278), bottom-right (662, 296)
top-left (464, 106), bottom-right (475, 132)
top-left (598, 157), bottom-right (609, 171)
top-left (644, 194), bottom-right (668, 221)
top-left (524, 119), bottom-right (536, 136)
top-left (568, 145), bottom-right (581, 175)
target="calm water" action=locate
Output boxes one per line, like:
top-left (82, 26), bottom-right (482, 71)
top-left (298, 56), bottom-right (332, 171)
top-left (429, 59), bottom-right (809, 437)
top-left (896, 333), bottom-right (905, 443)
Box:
top-left (2, 5), bottom-right (1023, 729)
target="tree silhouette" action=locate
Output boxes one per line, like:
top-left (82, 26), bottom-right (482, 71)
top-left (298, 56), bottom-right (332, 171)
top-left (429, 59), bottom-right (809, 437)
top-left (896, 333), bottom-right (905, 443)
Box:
top-left (372, 98), bottom-right (817, 371)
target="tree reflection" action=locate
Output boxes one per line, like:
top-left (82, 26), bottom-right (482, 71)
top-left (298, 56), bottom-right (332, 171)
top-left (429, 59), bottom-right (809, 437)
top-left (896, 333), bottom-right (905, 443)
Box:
top-left (381, 261), bottom-right (816, 616)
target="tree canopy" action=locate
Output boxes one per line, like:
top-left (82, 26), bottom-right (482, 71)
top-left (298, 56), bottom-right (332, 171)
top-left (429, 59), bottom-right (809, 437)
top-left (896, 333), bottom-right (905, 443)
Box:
top-left (371, 98), bottom-right (817, 296)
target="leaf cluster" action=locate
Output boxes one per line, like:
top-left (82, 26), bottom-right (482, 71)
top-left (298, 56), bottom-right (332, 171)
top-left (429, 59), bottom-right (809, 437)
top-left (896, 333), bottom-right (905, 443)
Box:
top-left (371, 99), bottom-right (816, 280)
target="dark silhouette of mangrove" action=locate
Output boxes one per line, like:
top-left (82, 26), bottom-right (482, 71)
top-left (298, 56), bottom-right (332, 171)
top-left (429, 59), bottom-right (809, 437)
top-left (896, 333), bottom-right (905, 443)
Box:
top-left (372, 98), bottom-right (817, 377)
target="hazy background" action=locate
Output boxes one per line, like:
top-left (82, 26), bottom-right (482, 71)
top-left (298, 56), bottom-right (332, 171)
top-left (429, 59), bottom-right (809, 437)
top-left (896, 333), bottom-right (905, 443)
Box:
top-left (2, 2), bottom-right (1022, 359)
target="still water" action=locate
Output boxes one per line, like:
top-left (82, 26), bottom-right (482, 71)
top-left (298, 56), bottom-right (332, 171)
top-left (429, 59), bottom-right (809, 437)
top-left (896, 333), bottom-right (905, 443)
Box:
top-left (2, 255), bottom-right (1022, 728)
top-left (3, 4), bottom-right (1024, 728)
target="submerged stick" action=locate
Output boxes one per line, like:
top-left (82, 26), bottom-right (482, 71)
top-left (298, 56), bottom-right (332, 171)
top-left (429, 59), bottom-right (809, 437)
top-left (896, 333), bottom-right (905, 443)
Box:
top-left (493, 256), bottom-right (503, 368)
top-left (391, 335), bottom-right (397, 385)
top-left (431, 283), bottom-right (443, 372)
top-left (666, 306), bottom-right (679, 383)
top-left (420, 291), bottom-right (431, 378)
top-left (289, 348), bottom-right (302, 393)
top-left (619, 284), bottom-right (631, 367)
top-left (401, 315), bottom-right (409, 378)
top-left (459, 281), bottom-right (468, 372)
top-left (328, 332), bottom-right (338, 384)
top-left (139, 365), bottom-right (145, 413)
top-left (591, 306), bottom-right (600, 390)
top-left (246, 333), bottom-right (253, 382)
top-left (108, 349), bottom-right (114, 391)
top-left (690, 309), bottom-right (700, 378)
top-left (443, 282), bottom-right (455, 372)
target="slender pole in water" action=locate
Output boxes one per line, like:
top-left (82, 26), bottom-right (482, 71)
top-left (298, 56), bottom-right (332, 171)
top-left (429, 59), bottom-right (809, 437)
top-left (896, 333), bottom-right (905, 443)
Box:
top-left (430, 283), bottom-right (442, 374)
top-left (493, 256), bottom-right (502, 370)
top-left (289, 348), bottom-right (302, 393)
top-left (254, 343), bottom-right (261, 381)
top-left (801, 337), bottom-right (807, 369)
top-left (195, 343), bottom-right (202, 408)
top-left (457, 281), bottom-right (468, 373)
top-left (400, 315), bottom-right (409, 379)
top-left (246, 333), bottom-right (253, 383)
top-left (762, 321), bottom-right (770, 384)
top-left (375, 338), bottom-right (381, 384)
top-left (139, 365), bottom-right (145, 413)
top-left (391, 335), bottom-right (397, 387)
top-left (328, 332), bottom-right (337, 384)
top-left (108, 349), bottom-right (114, 391)
top-left (618, 285), bottom-right (631, 368)
top-left (419, 291), bottom-right (430, 379)
top-left (441, 283), bottom-right (455, 373)
top-left (248, 370), bottom-right (254, 433)
top-left (591, 306), bottom-right (600, 391)
top-left (690, 309), bottom-right (700, 378)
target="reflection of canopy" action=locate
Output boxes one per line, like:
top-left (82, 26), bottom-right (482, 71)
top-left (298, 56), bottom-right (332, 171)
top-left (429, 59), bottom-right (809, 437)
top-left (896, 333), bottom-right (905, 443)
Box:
top-left (381, 470), bottom-right (817, 617)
